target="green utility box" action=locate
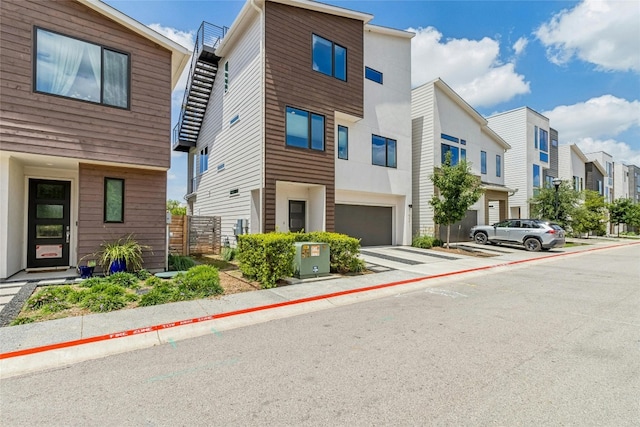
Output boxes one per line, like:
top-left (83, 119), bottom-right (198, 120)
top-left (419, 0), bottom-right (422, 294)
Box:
top-left (293, 242), bottom-right (330, 279)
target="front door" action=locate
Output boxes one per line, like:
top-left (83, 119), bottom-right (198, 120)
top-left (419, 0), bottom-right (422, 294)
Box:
top-left (27, 179), bottom-right (71, 268)
top-left (289, 200), bottom-right (306, 232)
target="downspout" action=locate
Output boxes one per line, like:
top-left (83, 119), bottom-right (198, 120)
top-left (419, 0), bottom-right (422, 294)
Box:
top-left (250, 0), bottom-right (265, 233)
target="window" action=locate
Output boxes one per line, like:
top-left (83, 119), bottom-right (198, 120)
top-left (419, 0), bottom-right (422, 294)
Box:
top-left (104, 178), bottom-right (124, 223)
top-left (286, 107), bottom-right (325, 151)
top-left (372, 135), bottom-right (397, 168)
top-left (539, 129), bottom-right (549, 152)
top-left (312, 34), bottom-right (346, 81)
top-left (534, 126), bottom-right (539, 149)
top-left (441, 143), bottom-right (460, 166)
top-left (461, 148), bottom-right (467, 161)
top-left (533, 164), bottom-right (541, 188)
top-left (540, 152), bottom-right (549, 163)
top-left (573, 176), bottom-right (580, 191)
top-left (224, 61), bottom-right (229, 93)
top-left (35, 28), bottom-right (129, 108)
top-left (481, 151), bottom-right (487, 174)
top-left (460, 139), bottom-right (466, 145)
top-left (337, 125), bottom-right (348, 160)
top-left (199, 146), bottom-right (209, 174)
top-left (552, 138), bottom-right (558, 147)
top-left (496, 154), bottom-right (501, 177)
top-left (365, 67), bottom-right (383, 84)
top-left (545, 175), bottom-right (553, 188)
top-left (441, 133), bottom-right (459, 143)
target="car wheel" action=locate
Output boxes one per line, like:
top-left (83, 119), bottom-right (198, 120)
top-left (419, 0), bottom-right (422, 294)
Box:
top-left (524, 237), bottom-right (542, 252)
top-left (474, 232), bottom-right (488, 245)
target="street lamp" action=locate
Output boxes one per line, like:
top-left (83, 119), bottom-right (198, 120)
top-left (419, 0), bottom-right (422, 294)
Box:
top-left (552, 177), bottom-right (562, 221)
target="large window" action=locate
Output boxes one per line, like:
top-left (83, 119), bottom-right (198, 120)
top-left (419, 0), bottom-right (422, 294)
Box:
top-left (441, 143), bottom-right (460, 166)
top-left (104, 178), bottom-right (124, 223)
top-left (496, 154), bottom-right (502, 177)
top-left (539, 128), bottom-right (549, 163)
top-left (312, 34), bottom-right (346, 81)
top-left (286, 107), bottom-right (325, 151)
top-left (481, 151), bottom-right (487, 174)
top-left (337, 125), bottom-right (348, 160)
top-left (365, 67), bottom-right (383, 84)
top-left (533, 164), bottom-right (541, 188)
top-left (372, 135), bottom-right (397, 168)
top-left (35, 28), bottom-right (129, 108)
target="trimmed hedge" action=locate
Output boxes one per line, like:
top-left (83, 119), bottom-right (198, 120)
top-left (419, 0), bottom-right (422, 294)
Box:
top-left (237, 231), bottom-right (364, 288)
top-left (412, 235), bottom-right (443, 249)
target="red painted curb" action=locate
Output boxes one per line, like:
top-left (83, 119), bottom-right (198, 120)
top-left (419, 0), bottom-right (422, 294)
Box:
top-left (1, 241), bottom-right (637, 360)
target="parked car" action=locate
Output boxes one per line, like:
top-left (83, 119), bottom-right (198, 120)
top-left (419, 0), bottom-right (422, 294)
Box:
top-left (470, 219), bottom-right (565, 251)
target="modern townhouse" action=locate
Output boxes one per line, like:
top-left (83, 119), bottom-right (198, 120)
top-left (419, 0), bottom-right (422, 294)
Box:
top-left (0, 0), bottom-right (190, 279)
top-left (173, 0), bottom-right (414, 246)
top-left (626, 165), bottom-right (640, 204)
top-left (614, 163), bottom-right (630, 200)
top-left (411, 78), bottom-right (511, 241)
top-left (557, 144), bottom-right (588, 192)
top-left (486, 107), bottom-right (554, 219)
top-left (584, 151), bottom-right (614, 203)
top-left (584, 159), bottom-right (607, 197)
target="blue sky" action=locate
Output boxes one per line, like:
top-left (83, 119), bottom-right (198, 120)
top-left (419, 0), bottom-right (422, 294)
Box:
top-left (104, 0), bottom-right (640, 202)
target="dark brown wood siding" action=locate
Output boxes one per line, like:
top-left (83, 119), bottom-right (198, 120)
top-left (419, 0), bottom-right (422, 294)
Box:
top-left (78, 164), bottom-right (166, 272)
top-left (263, 1), bottom-right (364, 232)
top-left (0, 0), bottom-right (173, 169)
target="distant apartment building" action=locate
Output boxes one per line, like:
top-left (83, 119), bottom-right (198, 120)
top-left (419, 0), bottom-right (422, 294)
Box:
top-left (614, 163), bottom-right (630, 200)
top-left (172, 0), bottom-right (414, 246)
top-left (411, 78), bottom-right (511, 241)
top-left (585, 151), bottom-right (614, 202)
top-left (486, 107), bottom-right (553, 219)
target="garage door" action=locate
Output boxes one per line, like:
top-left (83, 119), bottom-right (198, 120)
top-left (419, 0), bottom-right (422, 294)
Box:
top-left (335, 204), bottom-right (392, 246)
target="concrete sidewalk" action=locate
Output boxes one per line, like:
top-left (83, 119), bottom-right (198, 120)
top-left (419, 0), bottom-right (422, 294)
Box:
top-left (1, 238), bottom-right (634, 378)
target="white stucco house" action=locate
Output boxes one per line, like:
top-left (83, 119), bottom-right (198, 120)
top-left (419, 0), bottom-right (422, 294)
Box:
top-left (411, 78), bottom-right (511, 241)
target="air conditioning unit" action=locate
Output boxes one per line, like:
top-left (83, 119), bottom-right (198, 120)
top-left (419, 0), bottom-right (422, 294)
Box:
top-left (292, 242), bottom-right (330, 279)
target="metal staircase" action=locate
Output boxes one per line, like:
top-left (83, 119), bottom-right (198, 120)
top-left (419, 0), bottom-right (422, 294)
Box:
top-left (172, 22), bottom-right (228, 152)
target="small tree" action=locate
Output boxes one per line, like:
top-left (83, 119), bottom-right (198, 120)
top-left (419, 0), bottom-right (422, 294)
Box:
top-left (529, 181), bottom-right (580, 229)
top-left (430, 152), bottom-right (483, 248)
top-left (626, 203), bottom-right (640, 231)
top-left (608, 198), bottom-right (634, 236)
top-left (572, 190), bottom-right (607, 237)
top-left (167, 199), bottom-right (187, 216)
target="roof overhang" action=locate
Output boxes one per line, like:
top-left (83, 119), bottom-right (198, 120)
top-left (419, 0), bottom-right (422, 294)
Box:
top-left (481, 183), bottom-right (516, 193)
top-left (77, 0), bottom-right (191, 89)
top-left (365, 24), bottom-right (414, 39)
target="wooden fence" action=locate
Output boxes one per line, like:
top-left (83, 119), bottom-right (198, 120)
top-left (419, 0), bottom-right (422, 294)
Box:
top-left (169, 215), bottom-right (221, 255)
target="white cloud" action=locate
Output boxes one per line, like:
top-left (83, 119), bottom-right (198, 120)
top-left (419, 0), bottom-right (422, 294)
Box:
top-left (575, 138), bottom-right (640, 167)
top-left (536, 0), bottom-right (640, 72)
top-left (543, 95), bottom-right (640, 141)
top-left (409, 26), bottom-right (530, 107)
top-left (544, 95), bottom-right (640, 165)
top-left (513, 37), bottom-right (528, 55)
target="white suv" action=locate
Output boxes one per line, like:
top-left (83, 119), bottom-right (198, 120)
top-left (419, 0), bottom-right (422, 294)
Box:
top-left (470, 219), bottom-right (565, 251)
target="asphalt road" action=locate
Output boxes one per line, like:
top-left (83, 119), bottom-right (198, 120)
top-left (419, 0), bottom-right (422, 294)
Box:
top-left (2, 244), bottom-right (639, 426)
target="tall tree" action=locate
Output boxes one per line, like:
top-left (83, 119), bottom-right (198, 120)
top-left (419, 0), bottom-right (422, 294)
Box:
top-left (572, 190), bottom-right (607, 237)
top-left (430, 152), bottom-right (483, 248)
top-left (167, 199), bottom-right (187, 216)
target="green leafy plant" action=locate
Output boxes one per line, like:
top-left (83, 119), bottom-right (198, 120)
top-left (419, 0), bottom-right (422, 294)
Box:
top-left (11, 317), bottom-right (35, 326)
top-left (167, 199), bottom-right (187, 216)
top-left (79, 277), bottom-right (107, 288)
top-left (237, 233), bottom-right (295, 288)
top-left (106, 272), bottom-right (139, 288)
top-left (412, 235), bottom-right (442, 249)
top-left (168, 254), bottom-right (196, 271)
top-left (79, 283), bottom-right (138, 312)
top-left (94, 234), bottom-right (151, 274)
top-left (221, 247), bottom-right (236, 262)
top-left (136, 269), bottom-right (152, 280)
top-left (173, 265), bottom-right (222, 297)
top-left (139, 281), bottom-right (176, 306)
top-left (26, 286), bottom-right (77, 313)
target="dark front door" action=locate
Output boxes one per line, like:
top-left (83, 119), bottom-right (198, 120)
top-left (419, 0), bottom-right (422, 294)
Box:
top-left (27, 179), bottom-right (71, 268)
top-left (289, 200), bottom-right (306, 232)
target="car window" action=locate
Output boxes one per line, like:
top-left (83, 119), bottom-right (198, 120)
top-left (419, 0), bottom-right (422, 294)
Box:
top-left (509, 220), bottom-right (521, 228)
top-left (494, 220), bottom-right (510, 227)
top-left (550, 224), bottom-right (564, 231)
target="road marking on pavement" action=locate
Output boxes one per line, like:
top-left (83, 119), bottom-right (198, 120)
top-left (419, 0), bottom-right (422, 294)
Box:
top-left (425, 288), bottom-right (468, 298)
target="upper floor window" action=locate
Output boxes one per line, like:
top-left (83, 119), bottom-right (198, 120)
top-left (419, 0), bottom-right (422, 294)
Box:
top-left (481, 151), bottom-right (487, 174)
top-left (312, 34), bottom-right (346, 81)
top-left (441, 143), bottom-right (460, 166)
top-left (534, 126), bottom-right (539, 149)
top-left (496, 154), bottom-right (502, 177)
top-left (441, 133), bottom-right (459, 143)
top-left (224, 61), bottom-right (229, 93)
top-left (199, 146), bottom-right (209, 174)
top-left (365, 67), bottom-right (383, 84)
top-left (372, 135), bottom-right (396, 168)
top-left (286, 107), bottom-right (325, 151)
top-left (533, 164), bottom-right (541, 188)
top-left (337, 125), bottom-right (348, 160)
top-left (539, 128), bottom-right (549, 153)
top-left (35, 28), bottom-right (129, 108)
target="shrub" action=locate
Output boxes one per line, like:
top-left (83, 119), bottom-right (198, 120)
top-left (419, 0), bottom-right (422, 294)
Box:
top-left (139, 281), bottom-right (176, 306)
top-left (136, 269), bottom-right (152, 280)
top-left (237, 233), bottom-right (295, 288)
top-left (106, 272), bottom-right (139, 288)
top-left (80, 283), bottom-right (138, 312)
top-left (26, 286), bottom-right (77, 313)
top-left (295, 232), bottom-right (363, 274)
top-left (78, 277), bottom-right (107, 288)
top-left (412, 235), bottom-right (442, 249)
top-left (145, 276), bottom-right (165, 287)
top-left (173, 265), bottom-right (222, 297)
top-left (168, 254), bottom-right (196, 271)
top-left (221, 247), bottom-right (236, 262)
